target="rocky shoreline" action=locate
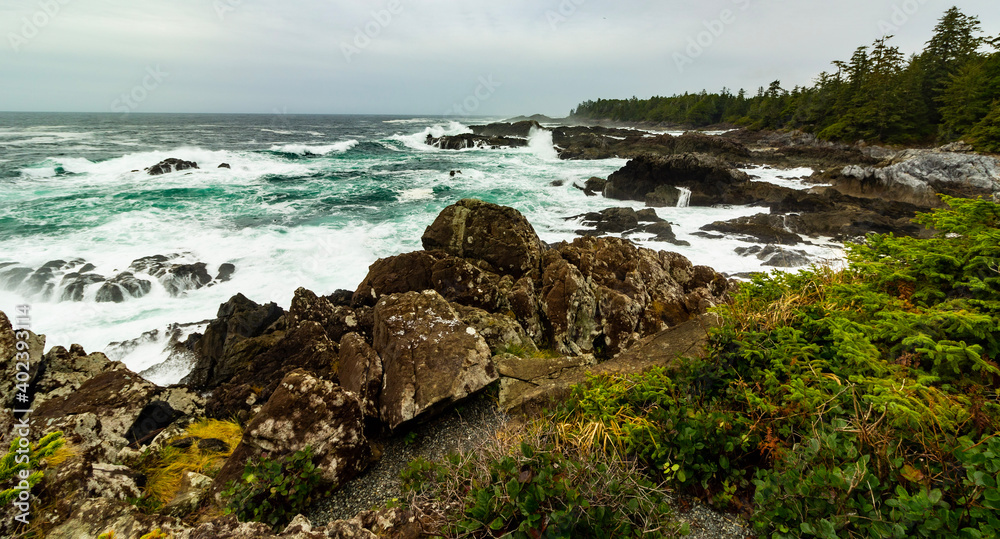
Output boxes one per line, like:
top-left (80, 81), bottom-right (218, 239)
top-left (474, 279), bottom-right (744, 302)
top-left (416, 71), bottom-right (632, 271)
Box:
top-left (2, 126), bottom-right (998, 538)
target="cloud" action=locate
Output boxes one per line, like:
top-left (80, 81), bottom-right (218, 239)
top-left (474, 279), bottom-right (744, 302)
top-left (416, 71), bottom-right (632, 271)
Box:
top-left (1, 0), bottom-right (997, 115)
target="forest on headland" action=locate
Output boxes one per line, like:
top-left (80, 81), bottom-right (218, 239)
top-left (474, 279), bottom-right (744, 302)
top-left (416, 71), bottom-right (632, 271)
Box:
top-left (572, 7), bottom-right (1000, 150)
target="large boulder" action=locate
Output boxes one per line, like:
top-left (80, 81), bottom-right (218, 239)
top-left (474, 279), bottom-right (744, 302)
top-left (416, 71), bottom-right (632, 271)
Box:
top-left (836, 150), bottom-right (1000, 206)
top-left (213, 370), bottom-right (370, 493)
top-left (604, 153), bottom-right (751, 206)
top-left (421, 199), bottom-right (545, 278)
top-left (338, 332), bottom-right (383, 418)
top-left (372, 290), bottom-right (497, 429)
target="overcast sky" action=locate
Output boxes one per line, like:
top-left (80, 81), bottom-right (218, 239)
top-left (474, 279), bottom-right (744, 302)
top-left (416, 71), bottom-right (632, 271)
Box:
top-left (1, 1), bottom-right (997, 116)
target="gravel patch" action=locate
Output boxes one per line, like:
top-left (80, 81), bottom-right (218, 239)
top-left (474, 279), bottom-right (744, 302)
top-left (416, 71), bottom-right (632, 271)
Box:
top-left (676, 497), bottom-right (754, 538)
top-left (308, 392), bottom-right (754, 538)
top-left (307, 392), bottom-right (508, 525)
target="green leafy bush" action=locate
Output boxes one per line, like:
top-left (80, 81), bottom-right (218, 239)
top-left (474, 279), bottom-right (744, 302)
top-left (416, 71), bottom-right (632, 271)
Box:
top-left (555, 197), bottom-right (1000, 537)
top-left (221, 446), bottom-right (324, 530)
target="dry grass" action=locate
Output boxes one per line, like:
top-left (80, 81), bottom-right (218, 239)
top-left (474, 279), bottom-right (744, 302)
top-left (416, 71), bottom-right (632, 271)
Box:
top-left (142, 418), bottom-right (243, 505)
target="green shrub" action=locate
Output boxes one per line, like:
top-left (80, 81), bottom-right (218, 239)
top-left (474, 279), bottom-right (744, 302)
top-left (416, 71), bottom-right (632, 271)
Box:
top-left (0, 431), bottom-right (64, 505)
top-left (401, 430), bottom-right (687, 538)
top-left (555, 197), bottom-right (1000, 537)
top-left (221, 446), bottom-right (324, 530)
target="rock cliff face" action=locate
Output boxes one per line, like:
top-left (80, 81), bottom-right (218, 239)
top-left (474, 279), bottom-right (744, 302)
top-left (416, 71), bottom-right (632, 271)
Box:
top-left (835, 150), bottom-right (1000, 206)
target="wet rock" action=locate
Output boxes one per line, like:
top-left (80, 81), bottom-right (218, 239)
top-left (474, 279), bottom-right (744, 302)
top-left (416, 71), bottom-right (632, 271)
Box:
top-left (604, 153), bottom-right (751, 206)
top-left (218, 162), bottom-right (231, 169)
top-left (96, 272), bottom-right (152, 303)
top-left (373, 290), bottom-right (497, 429)
top-left (128, 255), bottom-right (213, 296)
top-left (636, 208), bottom-right (665, 222)
top-left (639, 221), bottom-right (689, 245)
top-left (215, 262), bottom-right (236, 282)
top-left (701, 213), bottom-right (803, 245)
top-left (146, 158), bottom-right (199, 175)
top-left (471, 120), bottom-right (541, 138)
top-left (213, 370), bottom-right (370, 494)
top-left (571, 207), bottom-right (640, 234)
top-left (736, 245), bottom-right (812, 267)
top-left (0, 265), bottom-right (32, 290)
top-left (59, 272), bottom-right (106, 301)
top-left (426, 133), bottom-right (528, 150)
top-left (422, 198), bottom-right (545, 278)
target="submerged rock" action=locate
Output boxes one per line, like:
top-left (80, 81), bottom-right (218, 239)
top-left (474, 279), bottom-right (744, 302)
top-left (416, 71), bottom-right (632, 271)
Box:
top-left (96, 272), bottom-right (153, 303)
top-left (701, 213), bottom-right (803, 245)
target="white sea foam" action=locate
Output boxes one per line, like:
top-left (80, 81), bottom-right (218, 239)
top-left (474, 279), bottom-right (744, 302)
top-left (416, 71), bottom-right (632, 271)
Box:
top-left (744, 165), bottom-right (827, 190)
top-left (268, 140), bottom-right (359, 155)
top-left (527, 126), bottom-right (559, 161)
top-left (398, 188), bottom-right (435, 202)
top-left (387, 121), bottom-right (471, 151)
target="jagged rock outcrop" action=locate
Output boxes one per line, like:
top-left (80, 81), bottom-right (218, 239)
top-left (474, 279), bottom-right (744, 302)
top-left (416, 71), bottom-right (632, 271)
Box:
top-left (835, 150), bottom-right (1000, 206)
top-left (203, 320), bottom-right (338, 421)
top-left (183, 293), bottom-right (284, 388)
top-left (425, 132), bottom-right (529, 150)
top-left (604, 153), bottom-right (752, 206)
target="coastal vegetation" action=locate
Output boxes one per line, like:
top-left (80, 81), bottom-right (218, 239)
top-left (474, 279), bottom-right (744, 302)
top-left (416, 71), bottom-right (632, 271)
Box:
top-left (572, 8), bottom-right (1000, 149)
top-left (402, 196), bottom-right (1000, 537)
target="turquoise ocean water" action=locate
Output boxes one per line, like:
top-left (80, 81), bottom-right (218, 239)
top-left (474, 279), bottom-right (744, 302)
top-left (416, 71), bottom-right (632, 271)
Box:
top-left (0, 112), bottom-right (840, 382)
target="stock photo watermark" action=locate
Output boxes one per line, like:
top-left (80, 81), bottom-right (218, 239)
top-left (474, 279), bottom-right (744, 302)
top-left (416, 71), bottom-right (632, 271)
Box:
top-left (7, 0), bottom-right (72, 52)
top-left (10, 305), bottom-right (33, 526)
top-left (444, 75), bottom-right (501, 116)
top-left (546, 0), bottom-right (586, 31)
top-left (341, 0), bottom-right (403, 63)
top-left (110, 66), bottom-right (169, 114)
top-left (878, 0), bottom-right (931, 33)
top-left (673, 0), bottom-right (753, 74)
top-left (214, 0), bottom-right (244, 21)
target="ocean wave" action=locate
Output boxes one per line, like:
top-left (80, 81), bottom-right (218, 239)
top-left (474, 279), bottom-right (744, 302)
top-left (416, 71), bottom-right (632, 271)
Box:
top-left (268, 140), bottom-right (359, 156)
top-left (383, 118), bottom-right (440, 125)
top-left (19, 147), bottom-right (316, 182)
top-left (386, 121), bottom-right (471, 151)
